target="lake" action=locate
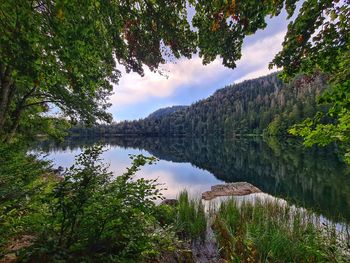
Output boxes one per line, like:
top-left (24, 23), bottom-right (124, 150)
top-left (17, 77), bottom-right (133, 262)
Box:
top-left (33, 136), bottom-right (350, 225)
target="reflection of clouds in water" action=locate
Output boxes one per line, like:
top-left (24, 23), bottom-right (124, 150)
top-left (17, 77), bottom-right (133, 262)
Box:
top-left (34, 141), bottom-right (350, 230)
top-left (104, 147), bottom-right (150, 175)
top-left (38, 146), bottom-right (151, 173)
top-left (34, 148), bottom-right (81, 168)
top-left (134, 161), bottom-right (223, 199)
top-left (135, 170), bottom-right (181, 198)
top-left (35, 145), bottom-right (223, 199)
top-left (32, 137), bottom-right (350, 228)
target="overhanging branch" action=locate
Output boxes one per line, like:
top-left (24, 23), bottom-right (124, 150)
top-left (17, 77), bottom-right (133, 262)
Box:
top-left (24, 100), bottom-right (62, 108)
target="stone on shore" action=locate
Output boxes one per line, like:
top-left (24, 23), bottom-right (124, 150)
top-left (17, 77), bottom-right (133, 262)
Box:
top-left (202, 182), bottom-right (261, 200)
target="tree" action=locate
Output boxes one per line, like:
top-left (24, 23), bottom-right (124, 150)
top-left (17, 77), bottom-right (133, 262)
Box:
top-left (1, 0), bottom-right (348, 146)
top-left (0, 0), bottom-right (197, 141)
top-left (270, 0), bottom-right (350, 162)
top-left (267, 115), bottom-right (285, 136)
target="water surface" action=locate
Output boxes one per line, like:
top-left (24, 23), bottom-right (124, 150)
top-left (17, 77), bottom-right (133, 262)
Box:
top-left (34, 136), bottom-right (350, 224)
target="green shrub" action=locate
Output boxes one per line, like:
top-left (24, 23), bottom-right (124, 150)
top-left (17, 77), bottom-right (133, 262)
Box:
top-left (0, 143), bottom-right (52, 258)
top-left (8, 147), bottom-right (175, 262)
top-left (154, 204), bottom-right (177, 227)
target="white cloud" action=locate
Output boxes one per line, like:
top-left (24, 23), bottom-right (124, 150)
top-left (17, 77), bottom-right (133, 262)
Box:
top-left (234, 31), bottom-right (285, 83)
top-left (110, 56), bottom-right (225, 108)
top-left (110, 29), bottom-right (286, 110)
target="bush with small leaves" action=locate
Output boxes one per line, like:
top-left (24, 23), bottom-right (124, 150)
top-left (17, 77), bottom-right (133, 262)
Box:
top-left (16, 147), bottom-right (174, 262)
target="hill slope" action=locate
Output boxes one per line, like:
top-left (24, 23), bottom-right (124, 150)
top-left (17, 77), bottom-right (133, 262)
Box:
top-left (71, 73), bottom-right (328, 136)
top-left (147, 106), bottom-right (188, 120)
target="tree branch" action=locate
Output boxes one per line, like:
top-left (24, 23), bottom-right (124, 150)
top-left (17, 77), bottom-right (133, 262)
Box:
top-left (24, 99), bottom-right (62, 108)
top-left (30, 92), bottom-right (50, 98)
top-left (0, 63), bottom-right (5, 80)
top-left (22, 86), bottom-right (37, 101)
top-left (32, 1), bottom-right (46, 11)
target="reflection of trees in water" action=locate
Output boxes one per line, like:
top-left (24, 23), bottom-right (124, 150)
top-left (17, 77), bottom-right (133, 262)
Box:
top-left (35, 136), bottom-right (350, 223)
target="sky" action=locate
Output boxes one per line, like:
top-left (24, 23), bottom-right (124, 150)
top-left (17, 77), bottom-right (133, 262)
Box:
top-left (109, 9), bottom-right (293, 122)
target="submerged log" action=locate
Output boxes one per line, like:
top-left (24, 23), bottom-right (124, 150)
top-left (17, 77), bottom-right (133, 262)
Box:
top-left (202, 182), bottom-right (261, 200)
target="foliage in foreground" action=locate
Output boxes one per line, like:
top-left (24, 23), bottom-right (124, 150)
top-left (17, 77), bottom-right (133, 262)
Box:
top-left (0, 146), bottom-right (177, 262)
top-left (0, 145), bottom-right (208, 262)
top-left (0, 143), bottom-right (52, 254)
top-left (282, 3), bottom-right (350, 163)
top-left (213, 199), bottom-right (349, 262)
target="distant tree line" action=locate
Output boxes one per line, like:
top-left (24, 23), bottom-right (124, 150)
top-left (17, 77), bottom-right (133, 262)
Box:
top-left (71, 73), bottom-right (328, 137)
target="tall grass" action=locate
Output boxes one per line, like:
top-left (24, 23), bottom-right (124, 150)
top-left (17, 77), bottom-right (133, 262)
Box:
top-left (213, 198), bottom-right (349, 262)
top-left (175, 191), bottom-right (207, 241)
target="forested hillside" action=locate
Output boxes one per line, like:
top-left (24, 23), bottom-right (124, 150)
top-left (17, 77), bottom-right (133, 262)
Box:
top-left (147, 105), bottom-right (188, 120)
top-left (71, 73), bottom-right (328, 137)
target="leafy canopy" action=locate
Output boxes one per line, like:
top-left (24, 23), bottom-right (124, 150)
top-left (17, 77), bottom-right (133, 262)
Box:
top-left (273, 1), bottom-right (350, 162)
top-left (1, 0), bottom-right (349, 150)
top-left (0, 0), bottom-right (197, 140)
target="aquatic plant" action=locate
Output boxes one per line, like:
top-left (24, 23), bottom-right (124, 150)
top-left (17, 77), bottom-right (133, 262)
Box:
top-left (213, 198), bottom-right (349, 262)
top-left (175, 190), bottom-right (207, 241)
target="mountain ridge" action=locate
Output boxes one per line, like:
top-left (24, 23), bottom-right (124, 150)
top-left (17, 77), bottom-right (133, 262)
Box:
top-left (71, 72), bottom-right (328, 137)
top-left (147, 105), bottom-right (188, 120)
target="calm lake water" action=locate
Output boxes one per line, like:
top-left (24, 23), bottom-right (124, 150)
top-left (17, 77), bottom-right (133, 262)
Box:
top-left (33, 136), bottom-right (350, 224)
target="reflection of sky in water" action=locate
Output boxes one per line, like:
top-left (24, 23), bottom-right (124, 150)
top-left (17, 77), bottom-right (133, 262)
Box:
top-left (32, 137), bottom-right (350, 234)
top-left (35, 145), bottom-right (223, 199)
top-left (34, 143), bottom-right (350, 231)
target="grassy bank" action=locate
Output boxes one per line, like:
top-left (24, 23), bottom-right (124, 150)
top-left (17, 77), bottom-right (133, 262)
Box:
top-left (212, 198), bottom-right (349, 262)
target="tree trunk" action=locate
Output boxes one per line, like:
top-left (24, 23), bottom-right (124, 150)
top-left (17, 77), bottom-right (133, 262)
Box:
top-left (0, 68), bottom-right (13, 131)
top-left (4, 107), bottom-right (22, 143)
top-left (3, 86), bottom-right (37, 142)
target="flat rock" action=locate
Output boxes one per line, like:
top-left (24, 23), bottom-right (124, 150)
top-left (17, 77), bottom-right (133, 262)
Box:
top-left (202, 182), bottom-right (261, 200)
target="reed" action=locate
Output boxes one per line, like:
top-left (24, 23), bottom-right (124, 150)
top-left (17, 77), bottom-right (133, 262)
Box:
top-left (175, 190), bottom-right (207, 241)
top-left (213, 198), bottom-right (348, 262)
